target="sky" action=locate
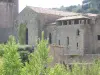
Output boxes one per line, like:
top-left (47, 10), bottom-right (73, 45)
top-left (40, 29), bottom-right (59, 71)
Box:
top-left (19, 0), bottom-right (83, 12)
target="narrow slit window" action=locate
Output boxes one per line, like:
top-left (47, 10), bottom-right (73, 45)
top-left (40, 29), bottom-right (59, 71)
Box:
top-left (58, 40), bottom-right (60, 45)
top-left (77, 43), bottom-right (79, 49)
top-left (26, 28), bottom-right (28, 44)
top-left (77, 29), bottom-right (80, 36)
top-left (49, 33), bottom-right (52, 44)
top-left (67, 37), bottom-right (69, 46)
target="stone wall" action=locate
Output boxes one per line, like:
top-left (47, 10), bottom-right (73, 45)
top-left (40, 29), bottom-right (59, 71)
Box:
top-left (46, 24), bottom-right (85, 53)
top-left (15, 7), bottom-right (39, 45)
top-left (0, 0), bottom-right (18, 43)
top-left (0, 28), bottom-right (13, 43)
top-left (49, 45), bottom-right (100, 65)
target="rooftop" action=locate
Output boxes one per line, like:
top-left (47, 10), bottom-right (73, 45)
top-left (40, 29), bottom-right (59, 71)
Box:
top-left (57, 15), bottom-right (90, 21)
top-left (28, 6), bottom-right (80, 16)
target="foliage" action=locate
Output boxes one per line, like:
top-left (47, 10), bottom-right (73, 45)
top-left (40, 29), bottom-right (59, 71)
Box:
top-left (1, 33), bottom-right (100, 75)
top-left (0, 57), bottom-right (3, 75)
top-left (18, 23), bottom-right (27, 45)
top-left (3, 35), bottom-right (23, 75)
top-left (0, 48), bottom-right (4, 57)
top-left (21, 31), bottom-right (52, 75)
top-left (48, 64), bottom-right (68, 75)
top-left (55, 0), bottom-right (100, 14)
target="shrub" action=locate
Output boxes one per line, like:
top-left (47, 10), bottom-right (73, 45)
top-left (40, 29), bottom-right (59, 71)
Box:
top-left (3, 35), bottom-right (23, 75)
top-left (0, 48), bottom-right (4, 57)
top-left (1, 32), bottom-right (100, 75)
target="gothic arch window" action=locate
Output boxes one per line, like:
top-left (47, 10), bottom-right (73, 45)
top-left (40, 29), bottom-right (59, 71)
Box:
top-left (49, 33), bottom-right (52, 44)
top-left (26, 28), bottom-right (28, 44)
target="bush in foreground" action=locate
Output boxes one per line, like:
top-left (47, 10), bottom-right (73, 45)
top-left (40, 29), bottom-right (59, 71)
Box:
top-left (0, 32), bottom-right (100, 75)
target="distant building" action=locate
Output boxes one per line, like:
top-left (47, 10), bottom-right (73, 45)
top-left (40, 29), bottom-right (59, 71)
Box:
top-left (15, 6), bottom-right (100, 65)
top-left (15, 6), bottom-right (79, 45)
top-left (0, 0), bottom-right (18, 43)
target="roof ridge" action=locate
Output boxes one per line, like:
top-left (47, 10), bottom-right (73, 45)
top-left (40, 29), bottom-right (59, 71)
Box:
top-left (27, 6), bottom-right (80, 16)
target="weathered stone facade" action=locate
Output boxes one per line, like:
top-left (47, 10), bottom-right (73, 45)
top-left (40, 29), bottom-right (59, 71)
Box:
top-left (16, 6), bottom-right (100, 65)
top-left (0, 0), bottom-right (18, 43)
top-left (15, 6), bottom-right (79, 45)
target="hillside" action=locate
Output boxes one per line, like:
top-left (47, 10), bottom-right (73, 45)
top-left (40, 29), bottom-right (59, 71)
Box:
top-left (52, 0), bottom-right (100, 14)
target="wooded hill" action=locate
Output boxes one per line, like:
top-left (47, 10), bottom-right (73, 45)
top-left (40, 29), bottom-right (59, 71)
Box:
top-left (52, 0), bottom-right (100, 14)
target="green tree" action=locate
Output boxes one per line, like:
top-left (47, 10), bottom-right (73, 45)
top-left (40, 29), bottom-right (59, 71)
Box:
top-left (18, 24), bottom-right (27, 45)
top-left (3, 36), bottom-right (23, 75)
top-left (21, 31), bottom-right (52, 75)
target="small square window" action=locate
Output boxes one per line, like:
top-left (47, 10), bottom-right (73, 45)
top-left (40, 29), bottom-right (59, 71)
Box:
top-left (98, 35), bottom-right (100, 40)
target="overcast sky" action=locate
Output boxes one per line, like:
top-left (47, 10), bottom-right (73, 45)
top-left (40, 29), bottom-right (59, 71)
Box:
top-left (19, 0), bottom-right (83, 12)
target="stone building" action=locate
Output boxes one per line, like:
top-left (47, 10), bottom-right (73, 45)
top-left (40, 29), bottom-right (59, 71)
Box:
top-left (0, 0), bottom-right (18, 43)
top-left (48, 14), bottom-right (100, 65)
top-left (15, 6), bottom-right (79, 45)
top-left (16, 6), bottom-right (100, 64)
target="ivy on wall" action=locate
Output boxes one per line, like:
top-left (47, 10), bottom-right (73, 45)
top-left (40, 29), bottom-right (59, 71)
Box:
top-left (18, 23), bottom-right (27, 45)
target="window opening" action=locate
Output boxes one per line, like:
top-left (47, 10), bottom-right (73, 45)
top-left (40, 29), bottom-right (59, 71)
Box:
top-left (67, 37), bottom-right (69, 46)
top-left (26, 28), bottom-right (28, 44)
top-left (77, 29), bottom-right (80, 36)
top-left (49, 33), bottom-right (52, 44)
top-left (98, 35), bottom-right (100, 40)
top-left (58, 40), bottom-right (60, 45)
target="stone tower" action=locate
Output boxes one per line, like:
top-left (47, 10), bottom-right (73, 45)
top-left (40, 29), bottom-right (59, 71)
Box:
top-left (0, 0), bottom-right (18, 43)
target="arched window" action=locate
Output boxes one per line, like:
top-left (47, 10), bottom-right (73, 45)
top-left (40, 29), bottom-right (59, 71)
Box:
top-left (26, 28), bottom-right (28, 44)
top-left (49, 33), bottom-right (52, 44)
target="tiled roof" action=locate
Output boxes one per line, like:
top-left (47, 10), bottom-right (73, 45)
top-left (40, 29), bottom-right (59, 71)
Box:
top-left (28, 6), bottom-right (80, 16)
top-left (57, 15), bottom-right (90, 21)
